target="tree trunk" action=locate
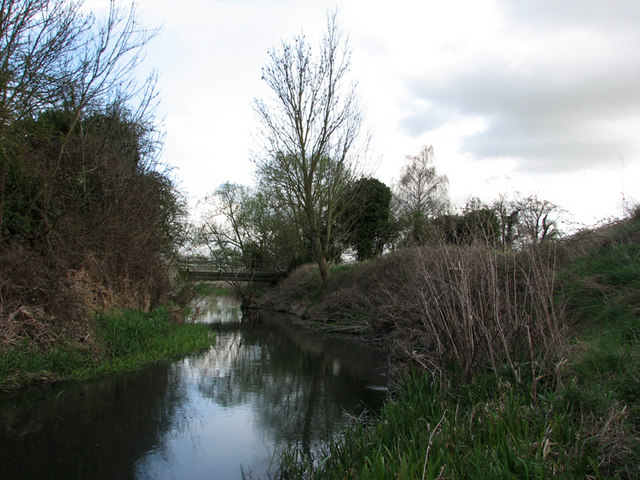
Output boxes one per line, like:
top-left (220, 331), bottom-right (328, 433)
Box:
top-left (309, 223), bottom-right (330, 285)
top-left (316, 245), bottom-right (330, 285)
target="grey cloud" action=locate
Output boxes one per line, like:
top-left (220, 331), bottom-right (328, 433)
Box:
top-left (498, 0), bottom-right (640, 32)
top-left (401, 6), bottom-right (640, 174)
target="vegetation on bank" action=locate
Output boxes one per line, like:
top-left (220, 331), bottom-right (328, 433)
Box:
top-left (0, 308), bottom-right (214, 391)
top-left (282, 371), bottom-right (621, 479)
top-left (193, 282), bottom-right (237, 297)
top-left (271, 212), bottom-right (640, 479)
top-left (0, 2), bottom-right (201, 390)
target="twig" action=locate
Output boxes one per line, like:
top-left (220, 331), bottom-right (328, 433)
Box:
top-left (422, 409), bottom-right (447, 480)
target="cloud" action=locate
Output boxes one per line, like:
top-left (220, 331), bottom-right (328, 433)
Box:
top-left (399, 1), bottom-right (640, 173)
top-left (498, 0), bottom-right (640, 32)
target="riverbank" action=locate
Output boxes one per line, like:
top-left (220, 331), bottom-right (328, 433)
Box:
top-left (0, 307), bottom-right (214, 391)
top-left (269, 212), bottom-right (640, 478)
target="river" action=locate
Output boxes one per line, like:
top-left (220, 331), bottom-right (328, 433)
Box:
top-left (0, 293), bottom-right (388, 479)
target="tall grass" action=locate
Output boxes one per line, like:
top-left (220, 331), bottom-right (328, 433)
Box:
top-left (280, 371), bottom-right (604, 479)
top-left (0, 308), bottom-right (214, 390)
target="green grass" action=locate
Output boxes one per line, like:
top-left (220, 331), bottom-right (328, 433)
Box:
top-left (0, 308), bottom-right (214, 390)
top-left (561, 243), bottom-right (640, 328)
top-left (561, 242), bottom-right (640, 405)
top-left (329, 262), bottom-right (360, 276)
top-left (279, 221), bottom-right (640, 479)
top-left (281, 372), bottom-right (609, 479)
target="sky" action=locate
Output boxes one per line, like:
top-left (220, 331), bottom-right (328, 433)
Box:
top-left (89, 0), bottom-right (640, 228)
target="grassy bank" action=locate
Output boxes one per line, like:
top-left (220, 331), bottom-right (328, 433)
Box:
top-left (282, 371), bottom-right (623, 479)
top-left (0, 307), bottom-right (215, 391)
top-left (272, 214), bottom-right (640, 479)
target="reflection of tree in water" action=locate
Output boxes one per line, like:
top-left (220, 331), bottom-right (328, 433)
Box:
top-left (192, 311), bottom-right (387, 453)
top-left (189, 293), bottom-right (243, 324)
top-left (0, 307), bottom-right (387, 479)
top-left (0, 364), bottom-right (191, 480)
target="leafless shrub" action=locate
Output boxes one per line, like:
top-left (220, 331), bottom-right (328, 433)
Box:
top-left (395, 244), bottom-right (564, 383)
top-left (263, 243), bottom-right (564, 382)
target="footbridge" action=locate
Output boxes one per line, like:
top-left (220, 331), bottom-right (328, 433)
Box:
top-left (184, 261), bottom-right (286, 283)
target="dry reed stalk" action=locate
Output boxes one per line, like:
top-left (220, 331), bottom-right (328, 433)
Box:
top-left (406, 243), bottom-right (564, 381)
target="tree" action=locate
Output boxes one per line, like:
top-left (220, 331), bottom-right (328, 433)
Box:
top-left (393, 145), bottom-right (449, 245)
top-left (254, 11), bottom-right (362, 285)
top-left (514, 194), bottom-right (561, 245)
top-left (198, 183), bottom-right (255, 272)
top-left (342, 177), bottom-right (393, 260)
top-left (491, 193), bottom-right (519, 248)
top-left (1, 2), bottom-right (178, 326)
top-left (198, 183), bottom-right (307, 272)
top-left (197, 182), bottom-right (310, 301)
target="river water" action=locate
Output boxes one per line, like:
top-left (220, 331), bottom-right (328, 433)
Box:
top-left (0, 293), bottom-right (388, 479)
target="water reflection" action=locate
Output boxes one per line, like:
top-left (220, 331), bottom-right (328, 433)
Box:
top-left (190, 292), bottom-right (243, 324)
top-left (0, 294), bottom-right (387, 480)
top-left (0, 366), bottom-right (185, 480)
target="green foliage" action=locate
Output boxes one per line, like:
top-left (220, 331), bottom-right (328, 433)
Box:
top-left (342, 177), bottom-right (394, 260)
top-left (280, 372), bottom-right (606, 479)
top-left (0, 309), bottom-right (214, 390)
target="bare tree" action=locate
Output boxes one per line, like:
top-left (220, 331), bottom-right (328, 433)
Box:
top-left (393, 145), bottom-right (449, 244)
top-left (253, 11), bottom-right (362, 284)
top-left (515, 194), bottom-right (560, 245)
top-left (491, 193), bottom-right (519, 248)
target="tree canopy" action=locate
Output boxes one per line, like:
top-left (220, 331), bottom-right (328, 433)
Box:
top-left (342, 177), bottom-right (393, 260)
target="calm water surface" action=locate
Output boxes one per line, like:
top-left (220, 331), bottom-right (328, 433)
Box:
top-left (0, 293), bottom-right (388, 479)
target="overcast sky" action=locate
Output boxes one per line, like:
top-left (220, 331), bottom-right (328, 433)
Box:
top-left (92, 0), bottom-right (640, 227)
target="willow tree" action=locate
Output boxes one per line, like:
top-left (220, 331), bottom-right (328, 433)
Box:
top-left (253, 11), bottom-right (362, 284)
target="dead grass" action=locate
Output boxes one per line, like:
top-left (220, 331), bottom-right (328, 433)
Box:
top-left (1, 240), bottom-right (176, 356)
top-left (260, 263), bottom-right (322, 316)
top-left (0, 242), bottom-right (87, 351)
top-left (590, 401), bottom-right (636, 477)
